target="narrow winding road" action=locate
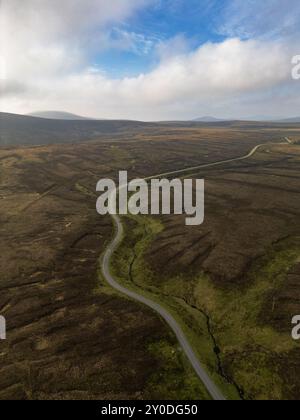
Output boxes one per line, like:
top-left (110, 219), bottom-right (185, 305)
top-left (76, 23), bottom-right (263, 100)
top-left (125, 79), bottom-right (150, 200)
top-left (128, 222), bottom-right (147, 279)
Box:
top-left (101, 138), bottom-right (291, 401)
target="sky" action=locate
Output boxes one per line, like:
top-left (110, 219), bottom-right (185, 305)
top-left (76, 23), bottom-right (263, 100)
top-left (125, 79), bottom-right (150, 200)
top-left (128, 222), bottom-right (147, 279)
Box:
top-left (0, 0), bottom-right (300, 120)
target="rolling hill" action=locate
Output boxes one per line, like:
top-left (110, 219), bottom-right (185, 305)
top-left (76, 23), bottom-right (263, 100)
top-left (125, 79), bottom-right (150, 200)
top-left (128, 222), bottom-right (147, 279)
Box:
top-left (0, 112), bottom-right (152, 146)
top-left (1, 112), bottom-right (300, 147)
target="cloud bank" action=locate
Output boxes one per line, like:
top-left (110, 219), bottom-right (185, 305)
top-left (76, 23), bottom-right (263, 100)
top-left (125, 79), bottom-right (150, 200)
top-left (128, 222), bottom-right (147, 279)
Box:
top-left (0, 0), bottom-right (299, 120)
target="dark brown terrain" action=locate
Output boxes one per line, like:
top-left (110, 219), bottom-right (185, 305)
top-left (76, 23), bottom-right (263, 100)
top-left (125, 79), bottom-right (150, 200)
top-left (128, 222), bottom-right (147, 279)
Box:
top-left (0, 119), bottom-right (300, 399)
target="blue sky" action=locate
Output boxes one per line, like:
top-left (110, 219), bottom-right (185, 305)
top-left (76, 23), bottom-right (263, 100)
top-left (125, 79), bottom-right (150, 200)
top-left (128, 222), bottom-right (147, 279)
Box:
top-left (93, 0), bottom-right (300, 77)
top-left (93, 0), bottom-right (228, 77)
top-left (1, 0), bottom-right (300, 120)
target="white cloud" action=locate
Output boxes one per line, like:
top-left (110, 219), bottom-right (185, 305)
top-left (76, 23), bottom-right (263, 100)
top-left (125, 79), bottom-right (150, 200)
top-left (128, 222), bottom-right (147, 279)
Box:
top-left (105, 28), bottom-right (159, 55)
top-left (1, 0), bottom-right (151, 41)
top-left (0, 0), bottom-right (151, 78)
top-left (155, 35), bottom-right (191, 61)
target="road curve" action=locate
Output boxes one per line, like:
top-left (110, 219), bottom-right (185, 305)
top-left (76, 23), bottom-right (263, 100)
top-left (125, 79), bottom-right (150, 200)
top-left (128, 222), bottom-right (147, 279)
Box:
top-left (101, 139), bottom-right (289, 401)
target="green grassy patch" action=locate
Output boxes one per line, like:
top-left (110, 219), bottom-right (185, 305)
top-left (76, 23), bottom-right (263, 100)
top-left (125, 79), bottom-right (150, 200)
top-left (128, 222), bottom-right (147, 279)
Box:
top-left (108, 215), bottom-right (237, 400)
top-left (105, 214), bottom-right (300, 400)
top-left (145, 340), bottom-right (211, 400)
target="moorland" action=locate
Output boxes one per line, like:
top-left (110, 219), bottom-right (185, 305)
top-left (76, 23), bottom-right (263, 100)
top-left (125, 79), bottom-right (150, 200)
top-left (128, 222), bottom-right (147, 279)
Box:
top-left (0, 114), bottom-right (299, 399)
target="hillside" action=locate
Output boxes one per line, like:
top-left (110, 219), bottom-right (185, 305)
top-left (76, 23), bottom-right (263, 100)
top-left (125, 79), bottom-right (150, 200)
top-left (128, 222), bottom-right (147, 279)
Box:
top-left (1, 112), bottom-right (300, 147)
top-left (0, 113), bottom-right (151, 146)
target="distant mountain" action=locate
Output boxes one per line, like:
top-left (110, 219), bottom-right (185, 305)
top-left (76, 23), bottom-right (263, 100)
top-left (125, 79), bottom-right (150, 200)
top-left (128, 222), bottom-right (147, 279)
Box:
top-left (193, 116), bottom-right (226, 122)
top-left (276, 117), bottom-right (300, 123)
top-left (29, 111), bottom-right (93, 120)
top-left (193, 115), bottom-right (300, 123)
